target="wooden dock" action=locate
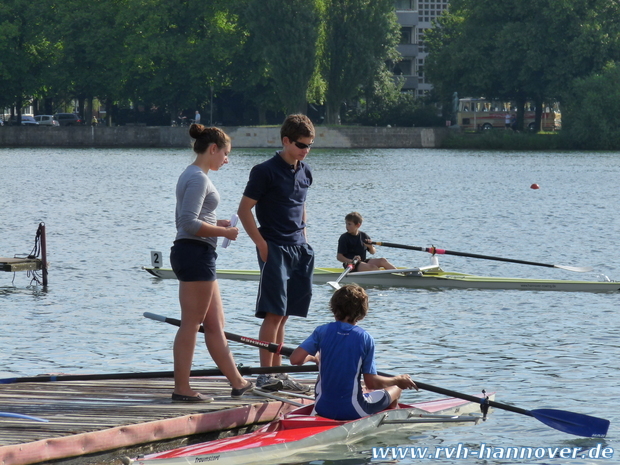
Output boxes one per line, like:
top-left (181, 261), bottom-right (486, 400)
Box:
top-left (0, 257), bottom-right (43, 273)
top-left (0, 373), bottom-right (315, 465)
top-left (1, 222), bottom-right (48, 286)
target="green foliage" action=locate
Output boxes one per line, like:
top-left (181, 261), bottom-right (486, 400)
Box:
top-left (426, 0), bottom-right (620, 133)
top-left (119, 0), bottom-right (241, 117)
top-left (0, 0), bottom-right (56, 112)
top-left (241, 0), bottom-right (320, 115)
top-left (321, 0), bottom-right (400, 124)
top-left (559, 62), bottom-right (620, 150)
top-left (49, 0), bottom-right (128, 119)
top-left (0, 0), bottom-right (413, 127)
top-left (347, 91), bottom-right (444, 127)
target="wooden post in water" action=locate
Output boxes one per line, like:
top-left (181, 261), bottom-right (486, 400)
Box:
top-left (39, 223), bottom-right (48, 286)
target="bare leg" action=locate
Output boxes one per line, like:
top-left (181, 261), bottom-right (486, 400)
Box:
top-left (173, 280), bottom-right (211, 397)
top-left (385, 385), bottom-right (403, 409)
top-left (258, 313), bottom-right (288, 366)
top-left (367, 258), bottom-right (397, 270)
top-left (273, 315), bottom-right (288, 367)
top-left (173, 280), bottom-right (247, 396)
top-left (356, 261), bottom-right (380, 272)
top-left (202, 281), bottom-right (247, 390)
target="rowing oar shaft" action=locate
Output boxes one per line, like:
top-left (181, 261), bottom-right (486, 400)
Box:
top-left (144, 312), bottom-right (609, 437)
top-left (372, 241), bottom-right (592, 272)
top-left (145, 314), bottom-right (506, 408)
top-left (328, 259), bottom-right (358, 290)
top-left (380, 376), bottom-right (528, 416)
top-left (373, 241), bottom-right (555, 268)
top-left (0, 365), bottom-right (318, 384)
top-left (144, 312), bottom-right (287, 355)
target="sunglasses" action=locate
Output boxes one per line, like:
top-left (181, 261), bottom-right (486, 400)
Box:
top-left (291, 140), bottom-right (313, 150)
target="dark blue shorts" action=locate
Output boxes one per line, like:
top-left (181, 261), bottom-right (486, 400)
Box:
top-left (256, 242), bottom-right (314, 319)
top-left (360, 389), bottom-right (392, 415)
top-left (170, 239), bottom-right (217, 282)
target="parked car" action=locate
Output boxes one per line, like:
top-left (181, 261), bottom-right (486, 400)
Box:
top-left (53, 113), bottom-right (84, 126)
top-left (35, 115), bottom-right (60, 127)
top-left (8, 115), bottom-right (39, 126)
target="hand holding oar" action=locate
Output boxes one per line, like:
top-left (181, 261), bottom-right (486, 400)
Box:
top-left (143, 312), bottom-right (609, 438)
top-left (328, 259), bottom-right (358, 290)
top-left (372, 241), bottom-right (593, 272)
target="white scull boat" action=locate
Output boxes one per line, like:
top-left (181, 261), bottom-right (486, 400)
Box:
top-left (129, 393), bottom-right (492, 465)
top-left (142, 264), bottom-right (620, 293)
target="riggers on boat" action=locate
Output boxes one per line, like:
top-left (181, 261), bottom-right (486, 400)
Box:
top-left (130, 394), bottom-right (492, 465)
top-left (142, 263), bottom-right (620, 293)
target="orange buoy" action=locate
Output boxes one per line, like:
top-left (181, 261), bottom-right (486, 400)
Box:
top-left (530, 183), bottom-right (540, 189)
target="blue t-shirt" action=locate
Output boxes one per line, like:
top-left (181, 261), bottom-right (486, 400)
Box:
top-left (242, 152), bottom-right (312, 245)
top-left (300, 321), bottom-right (378, 420)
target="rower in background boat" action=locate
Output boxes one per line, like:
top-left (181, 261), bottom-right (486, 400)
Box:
top-left (337, 212), bottom-right (397, 272)
top-left (290, 284), bottom-right (417, 421)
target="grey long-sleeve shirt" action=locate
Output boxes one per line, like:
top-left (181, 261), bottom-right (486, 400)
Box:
top-left (174, 165), bottom-right (219, 248)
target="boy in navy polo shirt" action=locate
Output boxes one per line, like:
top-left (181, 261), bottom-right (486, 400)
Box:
top-left (290, 284), bottom-right (417, 420)
top-left (238, 114), bottom-right (315, 392)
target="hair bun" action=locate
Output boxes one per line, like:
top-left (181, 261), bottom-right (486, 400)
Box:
top-left (189, 125), bottom-right (231, 154)
top-left (189, 123), bottom-right (206, 139)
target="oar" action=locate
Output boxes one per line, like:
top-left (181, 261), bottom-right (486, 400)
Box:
top-left (253, 390), bottom-right (305, 407)
top-left (327, 259), bottom-right (358, 289)
top-left (143, 312), bottom-right (609, 438)
top-left (0, 364), bottom-right (317, 384)
top-left (372, 241), bottom-right (593, 273)
top-left (377, 376), bottom-right (608, 438)
top-left (0, 412), bottom-right (49, 422)
top-left (144, 312), bottom-right (289, 355)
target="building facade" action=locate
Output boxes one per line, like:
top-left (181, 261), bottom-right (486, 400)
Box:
top-left (395, 0), bottom-right (449, 97)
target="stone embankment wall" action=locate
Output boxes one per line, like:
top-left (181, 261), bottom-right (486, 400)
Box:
top-left (0, 126), bottom-right (450, 149)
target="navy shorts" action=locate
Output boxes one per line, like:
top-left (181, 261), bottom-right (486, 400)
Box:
top-left (256, 242), bottom-right (314, 319)
top-left (170, 239), bottom-right (217, 282)
top-left (360, 389), bottom-right (392, 415)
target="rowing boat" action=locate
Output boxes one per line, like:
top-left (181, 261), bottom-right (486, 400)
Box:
top-left (129, 393), bottom-right (492, 465)
top-left (142, 264), bottom-right (620, 293)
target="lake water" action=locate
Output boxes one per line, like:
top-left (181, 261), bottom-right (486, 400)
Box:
top-left (1, 147), bottom-right (619, 464)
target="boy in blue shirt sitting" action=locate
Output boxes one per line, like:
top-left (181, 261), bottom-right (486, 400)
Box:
top-left (290, 284), bottom-right (417, 420)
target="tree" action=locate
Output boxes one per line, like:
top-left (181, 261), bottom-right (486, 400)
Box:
top-left (425, 1), bottom-right (531, 130)
top-left (0, 0), bottom-right (55, 120)
top-left (241, 0), bottom-right (320, 116)
top-left (561, 62), bottom-right (620, 149)
top-left (425, 0), bottom-right (620, 131)
top-left (321, 0), bottom-right (400, 124)
top-left (119, 0), bottom-right (242, 122)
top-left (49, 0), bottom-right (128, 124)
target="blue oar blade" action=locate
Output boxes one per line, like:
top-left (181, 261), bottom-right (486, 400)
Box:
top-left (531, 409), bottom-right (609, 438)
top-left (0, 412), bottom-right (49, 422)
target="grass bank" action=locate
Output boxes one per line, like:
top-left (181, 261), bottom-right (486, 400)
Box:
top-left (440, 130), bottom-right (563, 151)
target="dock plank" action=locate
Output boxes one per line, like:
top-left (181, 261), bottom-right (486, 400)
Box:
top-left (0, 374), bottom-right (316, 465)
top-left (0, 257), bottom-right (43, 272)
